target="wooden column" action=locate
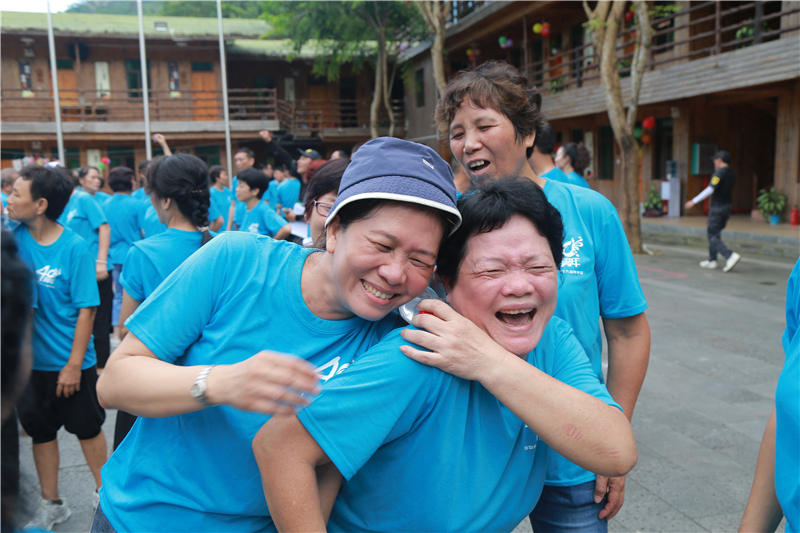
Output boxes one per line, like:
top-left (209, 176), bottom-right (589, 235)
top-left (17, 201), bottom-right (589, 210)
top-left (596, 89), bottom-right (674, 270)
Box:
top-left (673, 1), bottom-right (691, 66)
top-left (773, 80), bottom-right (800, 220)
top-left (782, 0), bottom-right (800, 38)
top-left (672, 106), bottom-right (691, 213)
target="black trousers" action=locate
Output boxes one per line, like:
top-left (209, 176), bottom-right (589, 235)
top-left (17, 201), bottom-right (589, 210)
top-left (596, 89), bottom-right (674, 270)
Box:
top-left (113, 410), bottom-right (137, 450)
top-left (707, 203), bottom-right (732, 261)
top-left (95, 273), bottom-right (113, 369)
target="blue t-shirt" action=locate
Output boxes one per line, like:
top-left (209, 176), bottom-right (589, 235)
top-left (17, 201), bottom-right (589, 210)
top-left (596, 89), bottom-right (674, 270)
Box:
top-left (94, 191), bottom-right (112, 204)
top-left (542, 179), bottom-right (648, 487)
top-left (100, 233), bottom-right (403, 533)
top-left (208, 201), bottom-right (222, 226)
top-left (276, 178), bottom-right (301, 212)
top-left (132, 187), bottom-right (147, 201)
top-left (14, 225), bottom-right (99, 371)
top-left (210, 186), bottom-right (233, 228)
top-left (566, 171), bottom-right (590, 189)
top-left (230, 176), bottom-right (248, 228)
top-left (119, 228), bottom-right (202, 302)
top-left (58, 190), bottom-right (107, 260)
top-left (102, 194), bottom-right (142, 268)
top-left (265, 180), bottom-right (280, 211)
top-left (1, 192), bottom-right (8, 208)
top-left (241, 201), bottom-right (287, 237)
top-left (296, 318), bottom-right (619, 533)
top-left (138, 200), bottom-right (167, 239)
top-left (776, 258), bottom-right (800, 532)
top-left (541, 166), bottom-right (571, 184)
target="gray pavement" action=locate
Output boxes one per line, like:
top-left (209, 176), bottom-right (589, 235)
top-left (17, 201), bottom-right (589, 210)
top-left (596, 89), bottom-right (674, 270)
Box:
top-left (13, 243), bottom-right (797, 532)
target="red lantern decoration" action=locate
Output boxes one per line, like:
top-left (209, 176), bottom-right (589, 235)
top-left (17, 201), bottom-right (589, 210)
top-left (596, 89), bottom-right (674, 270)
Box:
top-left (541, 22), bottom-right (551, 37)
top-left (642, 116), bottom-right (656, 130)
top-left (640, 132), bottom-right (653, 145)
top-left (625, 11), bottom-right (634, 22)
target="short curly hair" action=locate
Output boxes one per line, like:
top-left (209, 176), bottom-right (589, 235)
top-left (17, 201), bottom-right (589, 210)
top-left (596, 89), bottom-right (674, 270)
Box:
top-left (435, 60), bottom-right (548, 158)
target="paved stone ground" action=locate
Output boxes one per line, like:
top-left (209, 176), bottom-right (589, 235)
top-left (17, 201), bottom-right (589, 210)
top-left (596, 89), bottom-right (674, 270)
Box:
top-left (13, 243), bottom-right (797, 532)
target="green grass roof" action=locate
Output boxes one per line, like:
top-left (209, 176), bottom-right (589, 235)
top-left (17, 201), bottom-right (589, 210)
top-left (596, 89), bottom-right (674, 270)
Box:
top-left (1, 10), bottom-right (270, 38)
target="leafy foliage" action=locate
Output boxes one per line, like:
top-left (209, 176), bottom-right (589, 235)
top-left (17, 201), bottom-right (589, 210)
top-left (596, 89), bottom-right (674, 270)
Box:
top-left (66, 1), bottom-right (163, 15)
top-left (756, 187), bottom-right (787, 218)
top-left (643, 184), bottom-right (663, 216)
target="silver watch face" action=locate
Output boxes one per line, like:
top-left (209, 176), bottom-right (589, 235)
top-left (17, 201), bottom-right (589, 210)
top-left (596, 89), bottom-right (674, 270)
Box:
top-left (190, 380), bottom-right (205, 400)
top-left (398, 286), bottom-right (440, 325)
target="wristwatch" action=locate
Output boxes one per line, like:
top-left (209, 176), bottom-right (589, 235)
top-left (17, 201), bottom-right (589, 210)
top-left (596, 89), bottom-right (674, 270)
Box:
top-left (190, 365), bottom-right (217, 408)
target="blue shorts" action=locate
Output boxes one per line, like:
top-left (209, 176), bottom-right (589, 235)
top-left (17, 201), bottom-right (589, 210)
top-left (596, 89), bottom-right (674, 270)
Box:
top-left (529, 480), bottom-right (609, 533)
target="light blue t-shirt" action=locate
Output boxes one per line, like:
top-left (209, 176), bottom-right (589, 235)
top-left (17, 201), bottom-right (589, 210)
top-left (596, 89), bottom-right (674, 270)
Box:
top-left (94, 191), bottom-right (112, 204)
top-left (566, 171), bottom-right (590, 189)
top-left (541, 166), bottom-right (571, 184)
top-left (776, 258), bottom-right (800, 532)
top-left (210, 186), bottom-right (233, 228)
top-left (119, 228), bottom-right (202, 302)
top-left (241, 201), bottom-right (287, 237)
top-left (276, 178), bottom-right (301, 212)
top-left (14, 225), bottom-right (99, 371)
top-left (58, 190), bottom-right (107, 260)
top-left (102, 194), bottom-right (142, 267)
top-left (296, 318), bottom-right (619, 533)
top-left (99, 233), bottom-right (403, 533)
top-left (138, 199), bottom-right (167, 239)
top-left (1, 192), bottom-right (8, 208)
top-left (208, 201), bottom-right (222, 226)
top-left (132, 187), bottom-right (147, 201)
top-left (542, 179), bottom-right (648, 487)
top-left (230, 176), bottom-right (248, 228)
top-left (265, 180), bottom-right (280, 211)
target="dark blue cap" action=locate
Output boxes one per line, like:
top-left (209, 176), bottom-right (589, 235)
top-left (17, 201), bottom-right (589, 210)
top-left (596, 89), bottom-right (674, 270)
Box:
top-left (326, 137), bottom-right (461, 233)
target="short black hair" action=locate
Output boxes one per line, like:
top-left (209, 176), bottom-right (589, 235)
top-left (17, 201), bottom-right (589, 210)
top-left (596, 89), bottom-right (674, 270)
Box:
top-left (237, 167), bottom-right (269, 199)
top-left (1, 230), bottom-right (33, 414)
top-left (209, 165), bottom-right (226, 183)
top-left (533, 123), bottom-right (556, 156)
top-left (437, 177), bottom-right (563, 284)
top-left (108, 166), bottom-right (134, 192)
top-left (235, 147), bottom-right (255, 160)
top-left (19, 165), bottom-right (74, 221)
top-left (303, 158), bottom-right (349, 219)
top-left (713, 150), bottom-right (731, 163)
top-left (138, 160), bottom-right (150, 173)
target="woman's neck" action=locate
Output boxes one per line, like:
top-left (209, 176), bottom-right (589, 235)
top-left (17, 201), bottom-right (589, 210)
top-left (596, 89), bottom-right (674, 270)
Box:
top-left (300, 252), bottom-right (355, 321)
top-left (167, 212), bottom-right (199, 232)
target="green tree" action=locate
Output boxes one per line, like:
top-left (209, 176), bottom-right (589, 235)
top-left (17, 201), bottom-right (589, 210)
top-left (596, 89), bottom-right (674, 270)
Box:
top-left (66, 1), bottom-right (163, 15)
top-left (262, 1), bottom-right (425, 138)
top-left (159, 1), bottom-right (264, 19)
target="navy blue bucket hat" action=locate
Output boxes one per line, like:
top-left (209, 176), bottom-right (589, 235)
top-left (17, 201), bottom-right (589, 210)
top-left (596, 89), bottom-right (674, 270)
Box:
top-left (325, 137), bottom-right (461, 233)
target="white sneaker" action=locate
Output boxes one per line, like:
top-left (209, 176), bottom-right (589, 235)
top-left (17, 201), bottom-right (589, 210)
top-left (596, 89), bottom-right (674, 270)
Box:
top-left (92, 489), bottom-right (100, 510)
top-left (699, 260), bottom-right (718, 269)
top-left (723, 252), bottom-right (741, 272)
top-left (109, 335), bottom-right (121, 351)
top-left (25, 497), bottom-right (71, 531)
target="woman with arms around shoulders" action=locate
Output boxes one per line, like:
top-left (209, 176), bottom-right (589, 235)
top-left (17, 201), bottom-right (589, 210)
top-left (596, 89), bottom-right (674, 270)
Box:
top-left (437, 60), bottom-right (650, 530)
top-left (93, 138), bottom-right (461, 533)
top-left (254, 177), bottom-right (637, 533)
top-left (110, 154), bottom-right (214, 449)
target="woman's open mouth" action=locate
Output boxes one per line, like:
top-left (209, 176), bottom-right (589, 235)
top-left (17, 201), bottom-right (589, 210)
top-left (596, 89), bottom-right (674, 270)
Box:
top-left (468, 160), bottom-right (491, 173)
top-left (362, 280), bottom-right (397, 302)
top-left (496, 308), bottom-right (535, 326)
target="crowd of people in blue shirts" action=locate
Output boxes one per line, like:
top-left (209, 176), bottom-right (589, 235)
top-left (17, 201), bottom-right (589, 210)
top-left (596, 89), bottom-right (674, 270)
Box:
top-left (0, 60), bottom-right (796, 533)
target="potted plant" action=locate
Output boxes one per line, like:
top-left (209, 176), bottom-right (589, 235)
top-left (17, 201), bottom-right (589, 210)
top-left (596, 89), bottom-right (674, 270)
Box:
top-left (643, 184), bottom-right (662, 217)
top-left (756, 187), bottom-right (787, 224)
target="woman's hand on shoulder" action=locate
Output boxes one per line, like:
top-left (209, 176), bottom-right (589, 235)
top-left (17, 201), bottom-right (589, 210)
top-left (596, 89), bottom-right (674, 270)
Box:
top-left (399, 299), bottom-right (509, 382)
top-left (206, 351), bottom-right (321, 414)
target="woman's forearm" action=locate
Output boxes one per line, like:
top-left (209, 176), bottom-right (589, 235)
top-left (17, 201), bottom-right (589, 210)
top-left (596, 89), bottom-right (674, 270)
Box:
top-left (481, 349), bottom-right (638, 477)
top-left (739, 409), bottom-right (783, 532)
top-left (254, 417), bottom-right (330, 532)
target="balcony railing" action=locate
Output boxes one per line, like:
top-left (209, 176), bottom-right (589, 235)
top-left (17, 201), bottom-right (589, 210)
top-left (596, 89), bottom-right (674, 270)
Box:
top-left (521, 1), bottom-right (800, 94)
top-left (0, 87), bottom-right (403, 136)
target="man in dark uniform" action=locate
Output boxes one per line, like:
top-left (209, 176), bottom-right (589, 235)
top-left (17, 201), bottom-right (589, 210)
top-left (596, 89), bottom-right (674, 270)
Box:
top-left (685, 150), bottom-right (741, 272)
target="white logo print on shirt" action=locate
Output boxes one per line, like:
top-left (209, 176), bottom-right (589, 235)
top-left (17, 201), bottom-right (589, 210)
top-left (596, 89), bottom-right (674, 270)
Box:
top-left (561, 236), bottom-right (584, 271)
top-left (35, 265), bottom-right (62, 286)
top-left (64, 209), bottom-right (78, 224)
top-left (247, 223), bottom-right (260, 234)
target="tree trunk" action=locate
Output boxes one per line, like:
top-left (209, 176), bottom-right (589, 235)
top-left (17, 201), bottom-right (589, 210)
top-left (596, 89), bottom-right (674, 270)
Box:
top-left (416, 0), bottom-right (449, 156)
top-left (370, 35), bottom-right (386, 139)
top-left (384, 60), bottom-right (397, 138)
top-left (584, 0), bottom-right (651, 253)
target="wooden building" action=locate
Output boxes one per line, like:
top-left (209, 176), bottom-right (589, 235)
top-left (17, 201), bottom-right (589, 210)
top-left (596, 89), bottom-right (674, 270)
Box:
top-left (1, 11), bottom-right (402, 172)
top-left (403, 1), bottom-right (800, 220)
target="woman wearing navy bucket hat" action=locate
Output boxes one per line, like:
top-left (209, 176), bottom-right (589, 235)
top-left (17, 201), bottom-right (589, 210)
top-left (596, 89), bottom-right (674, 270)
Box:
top-left (92, 137), bottom-right (461, 533)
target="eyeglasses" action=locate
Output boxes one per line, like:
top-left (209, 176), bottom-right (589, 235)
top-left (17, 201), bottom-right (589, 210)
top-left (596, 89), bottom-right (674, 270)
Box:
top-left (314, 201), bottom-right (333, 217)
